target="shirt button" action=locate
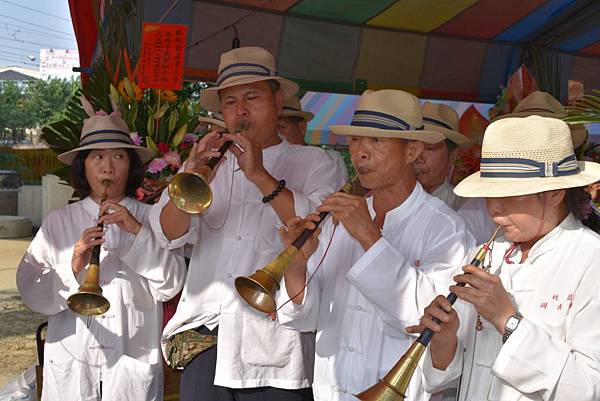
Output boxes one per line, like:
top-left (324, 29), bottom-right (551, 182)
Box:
top-left (355, 305), bottom-right (362, 311)
top-left (227, 273), bottom-right (233, 278)
top-left (235, 235), bottom-right (242, 241)
top-left (347, 346), bottom-right (354, 352)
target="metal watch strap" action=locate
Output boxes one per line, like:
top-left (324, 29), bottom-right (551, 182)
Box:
top-left (502, 312), bottom-right (523, 344)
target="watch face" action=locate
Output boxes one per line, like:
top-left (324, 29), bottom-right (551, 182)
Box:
top-left (506, 316), bottom-right (520, 331)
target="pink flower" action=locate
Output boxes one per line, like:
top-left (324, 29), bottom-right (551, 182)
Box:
top-left (163, 150), bottom-right (181, 168)
top-left (183, 133), bottom-right (198, 143)
top-left (130, 132), bottom-right (142, 146)
top-left (179, 142), bottom-right (191, 150)
top-left (157, 142), bottom-right (169, 154)
top-left (147, 158), bottom-right (168, 174)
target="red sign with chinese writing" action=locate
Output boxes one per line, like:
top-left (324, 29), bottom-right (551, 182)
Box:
top-left (138, 22), bottom-right (187, 90)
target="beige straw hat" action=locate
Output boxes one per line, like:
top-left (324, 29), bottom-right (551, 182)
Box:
top-left (200, 46), bottom-right (299, 112)
top-left (454, 116), bottom-right (600, 198)
top-left (58, 97), bottom-right (153, 165)
top-left (495, 91), bottom-right (587, 149)
top-left (280, 96), bottom-right (314, 121)
top-left (330, 90), bottom-right (444, 143)
top-left (197, 112), bottom-right (227, 130)
top-left (421, 102), bottom-right (472, 147)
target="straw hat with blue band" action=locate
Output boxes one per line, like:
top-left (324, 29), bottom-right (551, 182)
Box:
top-left (494, 91), bottom-right (587, 149)
top-left (454, 116), bottom-right (600, 198)
top-left (330, 90), bottom-right (444, 143)
top-left (200, 47), bottom-right (299, 112)
top-left (421, 102), bottom-right (472, 148)
top-left (58, 97), bottom-right (153, 165)
top-left (280, 96), bottom-right (314, 121)
top-left (197, 112), bottom-right (227, 130)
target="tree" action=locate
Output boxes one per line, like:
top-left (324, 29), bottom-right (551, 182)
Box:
top-left (0, 78), bottom-right (80, 144)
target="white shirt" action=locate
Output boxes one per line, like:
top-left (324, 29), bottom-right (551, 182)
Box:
top-left (277, 183), bottom-right (475, 401)
top-left (149, 140), bottom-right (347, 389)
top-left (423, 214), bottom-right (600, 401)
top-left (458, 197), bottom-right (496, 245)
top-left (17, 197), bottom-right (186, 401)
top-left (431, 179), bottom-right (464, 211)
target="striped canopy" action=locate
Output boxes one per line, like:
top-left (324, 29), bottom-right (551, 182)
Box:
top-left (140, 0), bottom-right (600, 104)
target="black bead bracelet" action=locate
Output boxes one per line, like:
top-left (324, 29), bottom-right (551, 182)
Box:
top-left (262, 179), bottom-right (286, 203)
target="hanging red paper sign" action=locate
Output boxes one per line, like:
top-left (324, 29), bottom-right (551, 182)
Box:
top-left (138, 22), bottom-right (187, 90)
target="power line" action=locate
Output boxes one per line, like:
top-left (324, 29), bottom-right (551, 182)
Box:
top-left (0, 0), bottom-right (71, 22)
top-left (0, 42), bottom-right (44, 53)
top-left (0, 20), bottom-right (76, 41)
top-left (0, 55), bottom-right (39, 67)
top-left (0, 48), bottom-right (29, 58)
top-left (0, 13), bottom-right (73, 36)
top-left (0, 35), bottom-right (76, 50)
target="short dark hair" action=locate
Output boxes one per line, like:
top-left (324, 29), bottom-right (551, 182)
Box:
top-left (265, 79), bottom-right (281, 94)
top-left (70, 148), bottom-right (145, 198)
top-left (565, 186), bottom-right (590, 220)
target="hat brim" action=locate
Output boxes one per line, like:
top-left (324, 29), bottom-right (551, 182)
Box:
top-left (58, 142), bottom-right (154, 165)
top-left (495, 110), bottom-right (567, 120)
top-left (329, 125), bottom-right (445, 144)
top-left (197, 116), bottom-right (227, 129)
top-left (281, 110), bottom-right (314, 122)
top-left (454, 161), bottom-right (600, 198)
top-left (200, 76), bottom-right (299, 112)
top-left (570, 123), bottom-right (588, 149)
top-left (423, 123), bottom-right (472, 148)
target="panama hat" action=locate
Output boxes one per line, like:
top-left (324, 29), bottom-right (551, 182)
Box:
top-left (200, 46), bottom-right (299, 112)
top-left (495, 91), bottom-right (587, 149)
top-left (58, 97), bottom-right (153, 165)
top-left (280, 96), bottom-right (314, 121)
top-left (330, 90), bottom-right (444, 143)
top-left (454, 116), bottom-right (600, 198)
top-left (421, 102), bottom-right (472, 147)
top-left (197, 112), bottom-right (227, 130)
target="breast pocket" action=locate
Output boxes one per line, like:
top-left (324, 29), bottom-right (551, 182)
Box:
top-left (240, 308), bottom-right (295, 367)
top-left (108, 355), bottom-right (161, 401)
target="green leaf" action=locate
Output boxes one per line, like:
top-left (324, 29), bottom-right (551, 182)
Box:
top-left (146, 135), bottom-right (158, 155)
top-left (171, 123), bottom-right (188, 147)
top-left (154, 103), bottom-right (169, 119)
top-left (147, 115), bottom-right (155, 137)
top-left (168, 110), bottom-right (178, 133)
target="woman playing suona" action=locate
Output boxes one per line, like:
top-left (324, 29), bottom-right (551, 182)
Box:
top-left (410, 116), bottom-right (600, 401)
top-left (16, 98), bottom-right (186, 401)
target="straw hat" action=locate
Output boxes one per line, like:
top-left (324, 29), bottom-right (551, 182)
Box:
top-left (280, 96), bottom-right (314, 121)
top-left (197, 112), bottom-right (227, 130)
top-left (454, 116), bottom-right (600, 198)
top-left (330, 90), bottom-right (444, 143)
top-left (421, 102), bottom-right (472, 147)
top-left (58, 97), bottom-right (153, 165)
top-left (200, 46), bottom-right (299, 112)
top-left (495, 91), bottom-right (587, 149)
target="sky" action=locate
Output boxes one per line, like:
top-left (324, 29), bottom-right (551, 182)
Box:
top-left (0, 0), bottom-right (76, 70)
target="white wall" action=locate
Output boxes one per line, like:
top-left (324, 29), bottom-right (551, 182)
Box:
top-left (18, 175), bottom-right (73, 228)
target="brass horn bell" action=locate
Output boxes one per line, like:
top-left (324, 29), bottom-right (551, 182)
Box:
top-left (168, 168), bottom-right (213, 214)
top-left (67, 263), bottom-right (110, 316)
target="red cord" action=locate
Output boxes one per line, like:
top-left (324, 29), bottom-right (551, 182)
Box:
top-left (267, 225), bottom-right (338, 321)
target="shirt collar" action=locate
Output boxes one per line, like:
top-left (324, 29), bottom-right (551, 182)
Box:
top-left (366, 181), bottom-right (425, 231)
top-left (262, 139), bottom-right (289, 163)
top-left (82, 195), bottom-right (133, 217)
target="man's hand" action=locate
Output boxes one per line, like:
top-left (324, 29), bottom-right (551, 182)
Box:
top-left (316, 192), bottom-right (380, 250)
top-left (406, 295), bottom-right (459, 370)
top-left (72, 226), bottom-right (105, 274)
top-left (279, 214), bottom-right (322, 263)
top-left (98, 201), bottom-right (142, 235)
top-left (451, 264), bottom-right (516, 334)
top-left (223, 133), bottom-right (268, 183)
top-left (184, 131), bottom-right (227, 181)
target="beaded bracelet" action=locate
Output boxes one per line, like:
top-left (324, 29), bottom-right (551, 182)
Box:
top-left (262, 179), bottom-right (286, 203)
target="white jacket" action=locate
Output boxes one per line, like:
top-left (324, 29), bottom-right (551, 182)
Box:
top-left (17, 197), bottom-right (186, 401)
top-left (422, 214), bottom-right (600, 401)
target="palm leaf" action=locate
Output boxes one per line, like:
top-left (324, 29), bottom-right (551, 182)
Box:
top-left (565, 92), bottom-right (600, 124)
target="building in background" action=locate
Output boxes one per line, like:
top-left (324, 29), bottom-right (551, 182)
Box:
top-left (39, 49), bottom-right (79, 80)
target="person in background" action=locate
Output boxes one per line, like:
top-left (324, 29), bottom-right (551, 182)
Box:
top-left (17, 100), bottom-right (186, 401)
top-left (278, 95), bottom-right (348, 180)
top-left (416, 102), bottom-right (472, 210)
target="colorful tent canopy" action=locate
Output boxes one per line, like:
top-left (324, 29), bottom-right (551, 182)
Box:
top-left (131, 0), bottom-right (600, 104)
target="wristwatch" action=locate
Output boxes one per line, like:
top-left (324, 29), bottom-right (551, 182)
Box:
top-left (502, 312), bottom-right (523, 344)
